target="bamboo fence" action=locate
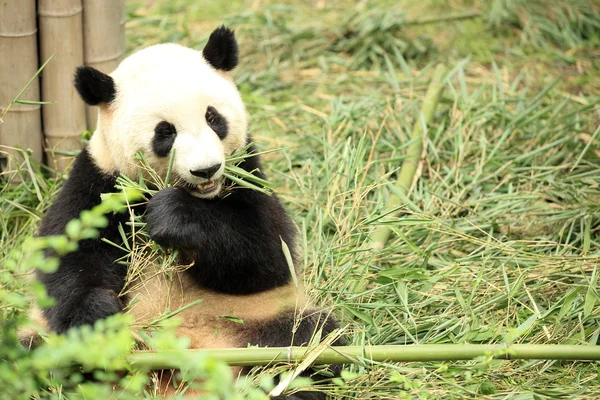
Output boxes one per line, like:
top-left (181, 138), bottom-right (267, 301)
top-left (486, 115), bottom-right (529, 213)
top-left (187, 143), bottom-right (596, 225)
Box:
top-left (0, 0), bottom-right (43, 173)
top-left (0, 0), bottom-right (125, 174)
top-left (38, 0), bottom-right (87, 172)
top-left (82, 0), bottom-right (126, 130)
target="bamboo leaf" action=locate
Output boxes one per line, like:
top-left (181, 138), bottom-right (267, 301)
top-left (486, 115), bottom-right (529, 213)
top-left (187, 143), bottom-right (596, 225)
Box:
top-left (583, 216), bottom-right (591, 254)
top-left (281, 237), bottom-right (297, 289)
top-left (341, 305), bottom-right (375, 326)
top-left (584, 266), bottom-right (598, 318)
top-left (502, 313), bottom-right (538, 344)
top-left (13, 100), bottom-right (53, 105)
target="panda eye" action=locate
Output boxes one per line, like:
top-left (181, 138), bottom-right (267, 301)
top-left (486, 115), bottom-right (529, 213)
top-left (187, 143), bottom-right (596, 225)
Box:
top-left (155, 121), bottom-right (177, 137)
top-left (152, 121), bottom-right (177, 157)
top-left (205, 106), bottom-right (228, 140)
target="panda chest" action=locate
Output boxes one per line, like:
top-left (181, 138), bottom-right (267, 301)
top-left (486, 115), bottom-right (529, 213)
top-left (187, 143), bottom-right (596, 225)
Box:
top-left (124, 264), bottom-right (303, 349)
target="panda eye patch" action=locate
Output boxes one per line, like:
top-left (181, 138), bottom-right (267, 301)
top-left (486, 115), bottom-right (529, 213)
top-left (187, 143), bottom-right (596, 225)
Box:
top-left (152, 121), bottom-right (177, 157)
top-left (205, 106), bottom-right (228, 139)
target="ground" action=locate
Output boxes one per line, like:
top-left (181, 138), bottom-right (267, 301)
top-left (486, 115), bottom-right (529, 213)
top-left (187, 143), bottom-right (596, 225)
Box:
top-left (1, 0), bottom-right (599, 398)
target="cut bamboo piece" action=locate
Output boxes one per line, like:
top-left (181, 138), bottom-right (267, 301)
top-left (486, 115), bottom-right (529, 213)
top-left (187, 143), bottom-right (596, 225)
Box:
top-left (0, 0), bottom-right (43, 175)
top-left (82, 0), bottom-right (126, 130)
top-left (38, 0), bottom-right (87, 172)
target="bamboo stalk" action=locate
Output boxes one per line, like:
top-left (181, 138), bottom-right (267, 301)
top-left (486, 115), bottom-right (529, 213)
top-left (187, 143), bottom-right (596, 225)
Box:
top-left (368, 63), bottom-right (448, 251)
top-left (38, 0), bottom-right (87, 172)
top-left (347, 64), bottom-right (448, 298)
top-left (0, 0), bottom-right (43, 174)
top-left (124, 344), bottom-right (600, 369)
top-left (82, 0), bottom-right (126, 130)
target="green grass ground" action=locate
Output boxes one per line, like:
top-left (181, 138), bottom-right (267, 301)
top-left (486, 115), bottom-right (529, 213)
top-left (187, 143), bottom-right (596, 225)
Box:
top-left (2, 0), bottom-right (600, 398)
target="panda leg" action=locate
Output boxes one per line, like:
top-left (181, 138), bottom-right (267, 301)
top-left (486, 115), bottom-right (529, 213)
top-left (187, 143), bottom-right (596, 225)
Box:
top-left (245, 309), bottom-right (344, 400)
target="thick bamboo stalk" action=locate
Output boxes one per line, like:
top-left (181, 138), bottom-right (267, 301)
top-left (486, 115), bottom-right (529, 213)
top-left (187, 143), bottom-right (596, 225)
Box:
top-left (124, 344), bottom-right (600, 369)
top-left (0, 0), bottom-right (43, 174)
top-left (82, 0), bottom-right (126, 130)
top-left (38, 0), bottom-right (87, 172)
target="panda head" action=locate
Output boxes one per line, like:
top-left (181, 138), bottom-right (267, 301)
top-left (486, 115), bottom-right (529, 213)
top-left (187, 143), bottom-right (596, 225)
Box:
top-left (76, 26), bottom-right (247, 199)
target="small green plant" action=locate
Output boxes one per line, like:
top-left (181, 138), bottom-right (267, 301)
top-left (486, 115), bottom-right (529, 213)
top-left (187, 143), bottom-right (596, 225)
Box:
top-left (0, 187), bottom-right (143, 398)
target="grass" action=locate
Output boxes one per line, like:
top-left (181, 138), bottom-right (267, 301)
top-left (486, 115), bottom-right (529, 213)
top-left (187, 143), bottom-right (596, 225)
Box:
top-left (1, 0), bottom-right (600, 398)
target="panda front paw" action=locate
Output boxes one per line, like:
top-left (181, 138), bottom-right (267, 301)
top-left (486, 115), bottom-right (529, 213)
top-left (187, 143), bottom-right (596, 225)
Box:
top-left (146, 187), bottom-right (192, 248)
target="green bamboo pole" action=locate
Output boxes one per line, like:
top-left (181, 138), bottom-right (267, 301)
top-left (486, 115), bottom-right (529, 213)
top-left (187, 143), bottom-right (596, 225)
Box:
top-left (369, 63), bottom-right (448, 251)
top-left (126, 344), bottom-right (600, 369)
top-left (348, 64), bottom-right (448, 298)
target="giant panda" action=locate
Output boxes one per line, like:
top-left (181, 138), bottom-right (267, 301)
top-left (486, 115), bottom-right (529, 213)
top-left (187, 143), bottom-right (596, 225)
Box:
top-left (28, 26), bottom-right (342, 399)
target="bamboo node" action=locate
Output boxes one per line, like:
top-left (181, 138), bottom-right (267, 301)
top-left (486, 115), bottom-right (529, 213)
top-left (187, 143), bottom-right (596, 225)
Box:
top-left (0, 105), bottom-right (42, 113)
top-left (86, 51), bottom-right (126, 65)
top-left (0, 29), bottom-right (38, 38)
top-left (38, 7), bottom-right (83, 18)
top-left (43, 133), bottom-right (85, 139)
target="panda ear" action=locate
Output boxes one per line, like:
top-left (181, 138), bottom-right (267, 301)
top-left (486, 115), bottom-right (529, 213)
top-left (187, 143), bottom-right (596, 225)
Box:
top-left (202, 26), bottom-right (239, 71)
top-left (74, 66), bottom-right (116, 106)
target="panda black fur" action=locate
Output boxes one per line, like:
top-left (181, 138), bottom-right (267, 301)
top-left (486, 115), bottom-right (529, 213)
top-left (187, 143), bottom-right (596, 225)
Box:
top-left (30, 26), bottom-right (342, 399)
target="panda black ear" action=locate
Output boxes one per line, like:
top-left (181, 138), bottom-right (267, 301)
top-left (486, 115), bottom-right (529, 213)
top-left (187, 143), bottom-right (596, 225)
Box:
top-left (202, 26), bottom-right (239, 71)
top-left (74, 66), bottom-right (116, 106)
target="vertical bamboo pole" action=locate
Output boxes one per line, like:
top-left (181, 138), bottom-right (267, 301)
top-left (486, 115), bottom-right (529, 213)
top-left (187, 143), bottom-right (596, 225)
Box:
top-left (38, 0), bottom-right (87, 172)
top-left (0, 0), bottom-right (43, 175)
top-left (368, 64), bottom-right (448, 250)
top-left (351, 64), bottom-right (448, 296)
top-left (82, 0), bottom-right (126, 130)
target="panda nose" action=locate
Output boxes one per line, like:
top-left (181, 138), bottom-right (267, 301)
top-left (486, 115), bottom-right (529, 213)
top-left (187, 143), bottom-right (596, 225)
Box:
top-left (190, 163), bottom-right (222, 180)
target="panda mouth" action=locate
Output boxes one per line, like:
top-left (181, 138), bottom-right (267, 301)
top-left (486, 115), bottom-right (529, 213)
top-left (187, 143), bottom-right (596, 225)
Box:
top-left (187, 179), bottom-right (220, 196)
top-left (197, 179), bottom-right (217, 193)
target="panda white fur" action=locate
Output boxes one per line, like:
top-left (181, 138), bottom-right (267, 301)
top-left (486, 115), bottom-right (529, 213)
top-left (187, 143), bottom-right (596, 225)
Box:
top-left (30, 26), bottom-right (341, 399)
